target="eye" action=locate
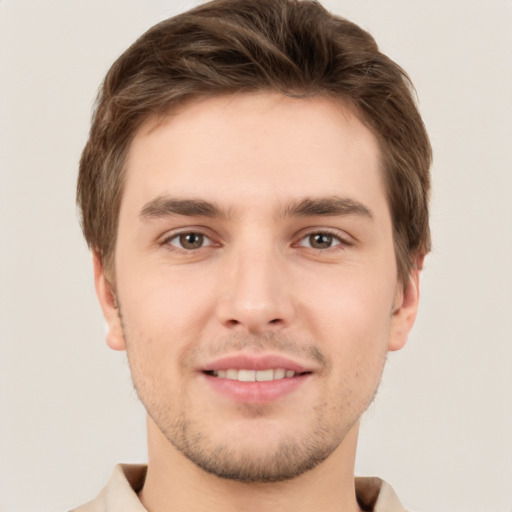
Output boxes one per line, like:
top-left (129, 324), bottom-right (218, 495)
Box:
top-left (297, 232), bottom-right (344, 250)
top-left (166, 232), bottom-right (213, 250)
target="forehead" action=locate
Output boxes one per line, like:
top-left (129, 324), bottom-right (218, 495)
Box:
top-left (122, 92), bottom-right (385, 216)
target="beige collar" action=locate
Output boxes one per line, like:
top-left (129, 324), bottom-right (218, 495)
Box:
top-left (71, 464), bottom-right (409, 512)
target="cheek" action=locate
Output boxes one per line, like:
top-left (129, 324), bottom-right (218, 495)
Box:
top-left (119, 276), bottom-right (200, 411)
top-left (304, 268), bottom-right (395, 370)
top-left (120, 263), bottom-right (215, 327)
top-left (309, 267), bottom-right (394, 330)
top-left (320, 288), bottom-right (391, 412)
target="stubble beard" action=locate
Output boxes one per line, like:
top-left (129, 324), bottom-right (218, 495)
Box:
top-left (151, 406), bottom-right (348, 483)
top-left (122, 321), bottom-right (385, 483)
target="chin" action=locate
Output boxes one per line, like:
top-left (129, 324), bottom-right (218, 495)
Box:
top-left (175, 435), bottom-right (339, 483)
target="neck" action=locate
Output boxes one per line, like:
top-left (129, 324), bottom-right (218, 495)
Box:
top-left (139, 416), bottom-right (362, 512)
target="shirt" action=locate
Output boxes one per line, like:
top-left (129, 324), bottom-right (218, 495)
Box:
top-left (70, 464), bottom-right (409, 512)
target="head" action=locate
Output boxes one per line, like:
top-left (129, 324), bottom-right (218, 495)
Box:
top-left (77, 0), bottom-right (431, 484)
top-left (77, 0), bottom-right (431, 289)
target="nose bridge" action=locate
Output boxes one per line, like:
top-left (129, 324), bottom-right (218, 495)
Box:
top-left (217, 235), bottom-right (293, 332)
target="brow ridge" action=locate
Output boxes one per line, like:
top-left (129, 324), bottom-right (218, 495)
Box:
top-left (281, 196), bottom-right (373, 219)
top-left (140, 197), bottom-right (226, 219)
top-left (139, 195), bottom-right (373, 221)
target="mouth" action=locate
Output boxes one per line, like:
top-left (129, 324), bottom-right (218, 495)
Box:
top-left (204, 368), bottom-right (308, 381)
top-left (200, 354), bottom-right (314, 403)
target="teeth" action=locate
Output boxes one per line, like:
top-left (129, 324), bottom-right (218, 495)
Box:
top-left (238, 369), bottom-right (256, 382)
top-left (256, 369), bottom-right (274, 382)
top-left (226, 369), bottom-right (238, 380)
top-left (212, 368), bottom-right (297, 381)
top-left (274, 368), bottom-right (285, 379)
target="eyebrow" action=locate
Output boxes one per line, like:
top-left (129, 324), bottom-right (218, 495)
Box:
top-left (140, 197), bottom-right (228, 219)
top-left (139, 195), bottom-right (373, 221)
top-left (280, 196), bottom-right (373, 219)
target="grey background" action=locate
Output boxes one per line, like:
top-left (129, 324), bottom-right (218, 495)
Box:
top-left (1, 1), bottom-right (511, 511)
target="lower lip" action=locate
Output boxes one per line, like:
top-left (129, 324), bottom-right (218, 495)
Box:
top-left (202, 373), bottom-right (311, 404)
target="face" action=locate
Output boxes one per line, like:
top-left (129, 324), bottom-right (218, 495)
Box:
top-left (95, 93), bottom-right (420, 482)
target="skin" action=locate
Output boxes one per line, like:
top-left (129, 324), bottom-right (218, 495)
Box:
top-left (94, 93), bottom-right (420, 512)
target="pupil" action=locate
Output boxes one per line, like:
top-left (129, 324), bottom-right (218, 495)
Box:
top-left (311, 233), bottom-right (332, 248)
top-left (180, 233), bottom-right (203, 249)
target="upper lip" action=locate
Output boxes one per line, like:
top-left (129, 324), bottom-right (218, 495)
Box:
top-left (201, 353), bottom-right (314, 374)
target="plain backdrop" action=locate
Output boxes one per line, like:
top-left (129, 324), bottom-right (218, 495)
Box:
top-left (1, 1), bottom-right (511, 511)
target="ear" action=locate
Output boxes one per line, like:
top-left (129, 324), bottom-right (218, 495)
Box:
top-left (388, 256), bottom-right (423, 352)
top-left (92, 251), bottom-right (126, 351)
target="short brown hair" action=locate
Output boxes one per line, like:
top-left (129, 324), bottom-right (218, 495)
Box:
top-left (77, 0), bottom-right (432, 286)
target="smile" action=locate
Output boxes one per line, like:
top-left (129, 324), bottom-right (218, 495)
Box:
top-left (207, 368), bottom-right (299, 381)
top-left (201, 353), bottom-right (315, 403)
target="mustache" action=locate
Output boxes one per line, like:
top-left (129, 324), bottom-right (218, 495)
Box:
top-left (194, 331), bottom-right (330, 370)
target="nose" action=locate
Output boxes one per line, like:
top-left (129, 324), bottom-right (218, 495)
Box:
top-left (215, 244), bottom-right (295, 334)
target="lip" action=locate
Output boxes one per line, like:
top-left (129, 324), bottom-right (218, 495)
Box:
top-left (201, 353), bottom-right (311, 373)
top-left (200, 353), bottom-right (314, 404)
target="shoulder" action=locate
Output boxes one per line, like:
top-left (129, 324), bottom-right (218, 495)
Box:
top-left (355, 476), bottom-right (410, 512)
top-left (69, 464), bottom-right (147, 512)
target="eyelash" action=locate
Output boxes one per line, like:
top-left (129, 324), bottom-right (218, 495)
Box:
top-left (162, 228), bottom-right (352, 253)
top-left (294, 230), bottom-right (352, 251)
top-left (163, 231), bottom-right (217, 251)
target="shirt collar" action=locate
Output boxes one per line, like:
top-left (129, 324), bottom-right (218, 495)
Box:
top-left (73, 464), bottom-right (408, 512)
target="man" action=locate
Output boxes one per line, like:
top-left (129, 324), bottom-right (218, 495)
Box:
top-left (74, 0), bottom-right (431, 510)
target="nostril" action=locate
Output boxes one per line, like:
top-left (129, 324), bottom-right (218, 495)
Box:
top-left (222, 316), bottom-right (286, 335)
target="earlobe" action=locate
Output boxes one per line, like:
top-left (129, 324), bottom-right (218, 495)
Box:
top-left (388, 263), bottom-right (422, 352)
top-left (92, 251), bottom-right (126, 351)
